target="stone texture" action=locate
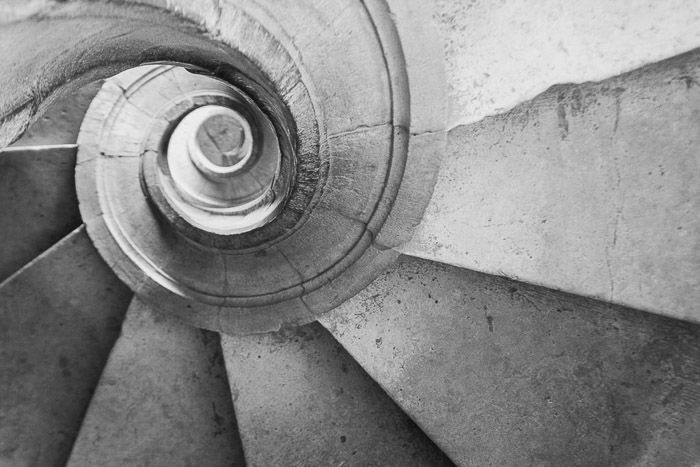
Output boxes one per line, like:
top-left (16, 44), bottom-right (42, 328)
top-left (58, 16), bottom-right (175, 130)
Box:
top-left (0, 227), bottom-right (132, 466)
top-left (68, 298), bottom-right (245, 467)
top-left (0, 1), bottom-right (698, 464)
top-left (0, 146), bottom-right (80, 282)
top-left (0, 1), bottom-right (248, 148)
top-left (376, 130), bottom-right (445, 249)
top-left (0, 0), bottom-right (54, 24)
top-left (433, 0), bottom-right (700, 128)
top-left (9, 80), bottom-right (102, 147)
top-left (219, 0), bottom-right (393, 134)
top-left (385, 0), bottom-right (446, 134)
top-left (402, 50), bottom-right (700, 323)
top-left (320, 124), bottom-right (394, 223)
top-left (68, 1), bottom-right (444, 334)
top-left (321, 255), bottom-right (700, 466)
top-left (221, 322), bottom-right (454, 466)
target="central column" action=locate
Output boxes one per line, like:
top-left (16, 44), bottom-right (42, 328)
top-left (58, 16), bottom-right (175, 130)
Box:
top-left (161, 102), bottom-right (283, 234)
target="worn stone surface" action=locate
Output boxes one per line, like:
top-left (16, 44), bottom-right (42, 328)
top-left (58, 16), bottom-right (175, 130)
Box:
top-left (0, 1), bottom-right (252, 148)
top-left (0, 79), bottom-right (97, 282)
top-left (402, 49), bottom-right (700, 323)
top-left (221, 322), bottom-right (454, 466)
top-left (68, 298), bottom-right (245, 467)
top-left (385, 0), bottom-right (446, 134)
top-left (0, 0), bottom-right (54, 24)
top-left (9, 80), bottom-right (102, 148)
top-left (1, 0), bottom-right (699, 465)
top-left (0, 146), bottom-right (81, 282)
top-left (433, 0), bottom-right (700, 128)
top-left (74, 66), bottom-right (311, 334)
top-left (71, 1), bottom-right (445, 334)
top-left (0, 227), bottom-right (132, 467)
top-left (321, 255), bottom-right (700, 466)
top-left (247, 0), bottom-right (392, 136)
top-left (0, 1), bottom-right (446, 337)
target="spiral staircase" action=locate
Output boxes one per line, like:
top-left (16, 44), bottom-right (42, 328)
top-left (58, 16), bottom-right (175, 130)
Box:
top-left (1, 1), bottom-right (699, 466)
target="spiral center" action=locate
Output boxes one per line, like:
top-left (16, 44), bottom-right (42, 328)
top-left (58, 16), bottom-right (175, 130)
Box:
top-left (153, 87), bottom-right (286, 236)
top-left (192, 108), bottom-right (252, 174)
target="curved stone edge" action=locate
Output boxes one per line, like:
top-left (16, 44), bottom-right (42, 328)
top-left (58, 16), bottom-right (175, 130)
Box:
top-left (373, 0), bottom-right (448, 250)
top-left (2, 0), bottom-right (447, 334)
top-left (143, 0), bottom-right (447, 333)
top-left (73, 4), bottom-right (392, 304)
top-left (218, 0), bottom-right (448, 333)
top-left (0, 1), bottom-right (239, 148)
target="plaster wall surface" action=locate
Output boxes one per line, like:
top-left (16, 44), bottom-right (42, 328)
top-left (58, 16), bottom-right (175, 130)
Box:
top-left (403, 1), bottom-right (700, 322)
top-left (431, 0), bottom-right (700, 127)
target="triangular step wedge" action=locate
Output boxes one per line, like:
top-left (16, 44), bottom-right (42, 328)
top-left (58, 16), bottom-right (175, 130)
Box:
top-left (0, 226), bottom-right (132, 466)
top-left (321, 255), bottom-right (700, 466)
top-left (0, 145), bottom-right (81, 282)
top-left (9, 80), bottom-right (102, 148)
top-left (67, 297), bottom-right (245, 467)
top-left (402, 49), bottom-right (700, 323)
top-left (221, 322), bottom-right (454, 466)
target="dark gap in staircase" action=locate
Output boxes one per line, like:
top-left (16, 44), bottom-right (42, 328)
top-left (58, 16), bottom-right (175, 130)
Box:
top-left (206, 329), bottom-right (248, 467)
top-left (0, 81), bottom-right (102, 282)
